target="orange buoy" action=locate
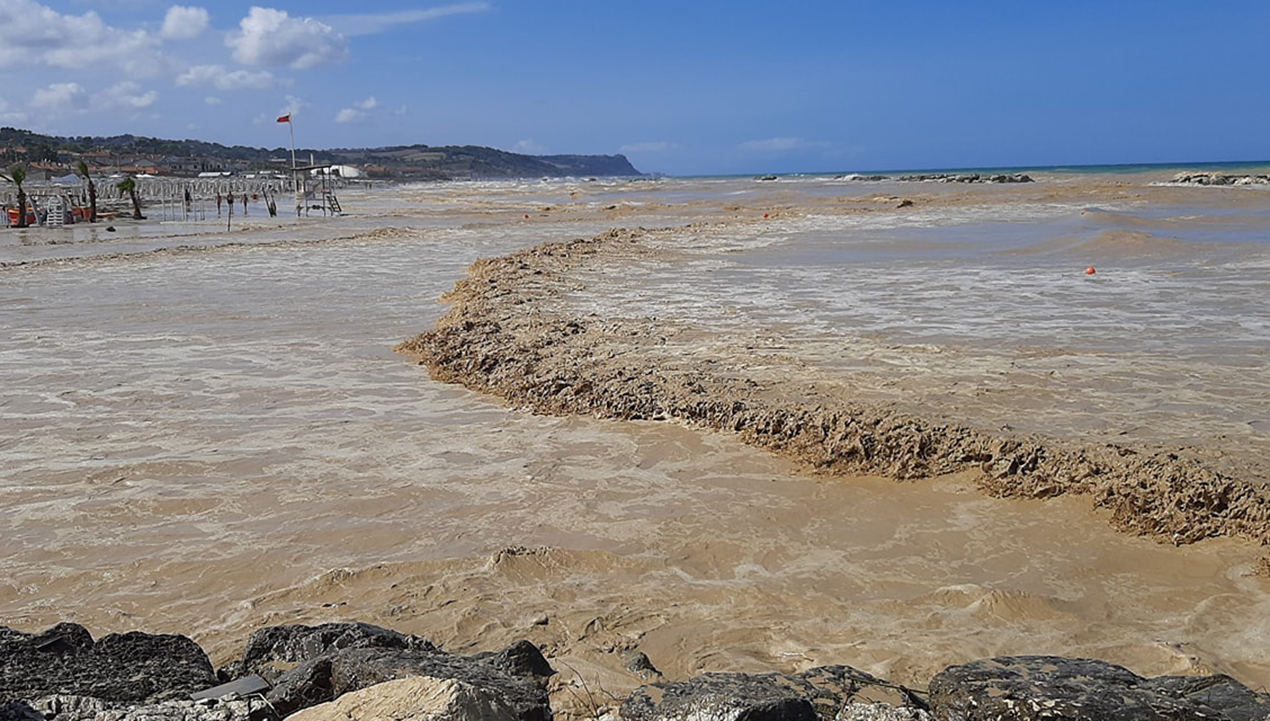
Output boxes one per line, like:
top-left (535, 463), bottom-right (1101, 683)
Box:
top-left (1085, 266), bottom-right (1096, 275)
top-left (762, 213), bottom-right (769, 219)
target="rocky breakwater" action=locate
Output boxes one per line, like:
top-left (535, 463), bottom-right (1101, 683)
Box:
top-left (1167, 171), bottom-right (1270, 186)
top-left (5, 622), bottom-right (1270, 721)
top-left (895, 172), bottom-right (1033, 183)
top-left (0, 622), bottom-right (553, 721)
top-left (395, 227), bottom-right (1270, 563)
top-left (835, 173), bottom-right (1033, 183)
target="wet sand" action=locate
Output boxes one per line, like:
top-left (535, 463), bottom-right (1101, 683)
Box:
top-left (3, 174), bottom-right (1270, 718)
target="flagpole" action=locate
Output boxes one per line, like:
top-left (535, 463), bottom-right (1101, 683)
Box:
top-left (285, 115), bottom-right (301, 217)
top-left (288, 119), bottom-right (297, 172)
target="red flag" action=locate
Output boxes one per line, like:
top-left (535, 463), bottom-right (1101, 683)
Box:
top-left (276, 114), bottom-right (291, 123)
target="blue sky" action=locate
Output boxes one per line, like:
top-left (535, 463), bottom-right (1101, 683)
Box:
top-left (0, 1), bottom-right (1267, 176)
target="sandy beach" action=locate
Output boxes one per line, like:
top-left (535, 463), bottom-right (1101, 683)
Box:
top-left (3, 171), bottom-right (1270, 717)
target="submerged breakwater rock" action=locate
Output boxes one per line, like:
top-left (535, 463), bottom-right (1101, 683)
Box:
top-left (895, 173), bottom-right (1033, 183)
top-left (5, 623), bottom-right (1270, 721)
top-left (834, 172), bottom-right (1034, 183)
top-left (395, 227), bottom-right (1270, 557)
top-left (1168, 171), bottom-right (1270, 186)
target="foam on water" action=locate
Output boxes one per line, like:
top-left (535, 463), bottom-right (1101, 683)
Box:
top-left (567, 184), bottom-right (1270, 476)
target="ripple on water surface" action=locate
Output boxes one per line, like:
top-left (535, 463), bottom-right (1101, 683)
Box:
top-left (3, 178), bottom-right (1270, 691)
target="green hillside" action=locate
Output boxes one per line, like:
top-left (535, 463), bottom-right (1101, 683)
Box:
top-left (0, 127), bottom-right (642, 180)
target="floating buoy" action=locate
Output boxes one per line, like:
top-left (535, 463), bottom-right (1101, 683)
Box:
top-left (762, 213), bottom-right (769, 219)
top-left (523, 214), bottom-right (529, 219)
top-left (1085, 266), bottom-right (1096, 275)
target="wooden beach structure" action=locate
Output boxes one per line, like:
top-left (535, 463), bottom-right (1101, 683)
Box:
top-left (2, 171), bottom-right (347, 227)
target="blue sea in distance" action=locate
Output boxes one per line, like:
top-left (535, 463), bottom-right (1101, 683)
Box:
top-left (683, 158), bottom-right (1270, 180)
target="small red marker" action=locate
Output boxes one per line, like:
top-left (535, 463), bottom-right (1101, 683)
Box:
top-left (762, 213), bottom-right (769, 219)
top-left (1085, 266), bottom-right (1096, 275)
top-left (524, 214), bottom-right (529, 219)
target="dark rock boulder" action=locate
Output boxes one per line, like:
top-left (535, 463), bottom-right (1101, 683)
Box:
top-left (262, 656), bottom-right (335, 717)
top-left (472, 639), bottom-right (556, 682)
top-left (928, 656), bottom-right (1270, 721)
top-left (620, 650), bottom-right (663, 681)
top-left (0, 700), bottom-right (44, 721)
top-left (0, 624), bottom-right (216, 704)
top-left (621, 673), bottom-right (814, 721)
top-left (1142, 674), bottom-right (1270, 721)
top-left (23, 695), bottom-right (109, 720)
top-left (620, 665), bottom-right (927, 721)
top-left (267, 647), bottom-right (551, 720)
top-left (228, 625), bottom-right (552, 721)
top-left (23, 694), bottom-right (274, 721)
top-left (217, 622), bottom-right (436, 682)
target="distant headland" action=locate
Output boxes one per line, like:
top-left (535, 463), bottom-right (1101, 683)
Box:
top-left (0, 126), bottom-right (643, 181)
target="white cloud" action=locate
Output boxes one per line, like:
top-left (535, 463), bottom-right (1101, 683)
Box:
top-left (205, 96), bottom-right (222, 105)
top-left (0, 0), bottom-right (165, 75)
top-left (335, 96), bottom-right (379, 123)
top-left (31, 82), bottom-right (87, 111)
top-left (161, 5), bottom-right (209, 40)
top-left (96, 81), bottom-right (158, 110)
top-left (740, 137), bottom-right (807, 153)
top-left (222, 69), bottom-right (274, 90)
top-left (620, 141), bottom-right (679, 153)
top-left (516, 139), bottom-right (547, 154)
top-left (177, 64), bottom-right (276, 91)
top-left (324, 2), bottom-right (490, 36)
top-left (227, 7), bottom-right (349, 69)
top-left (29, 81), bottom-right (158, 115)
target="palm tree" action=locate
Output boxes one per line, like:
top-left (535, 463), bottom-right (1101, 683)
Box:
top-left (76, 160), bottom-right (98, 222)
top-left (1, 164), bottom-right (30, 228)
top-left (116, 175), bottom-right (144, 220)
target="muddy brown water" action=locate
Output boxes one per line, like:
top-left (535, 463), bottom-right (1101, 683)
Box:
top-left (3, 176), bottom-right (1269, 713)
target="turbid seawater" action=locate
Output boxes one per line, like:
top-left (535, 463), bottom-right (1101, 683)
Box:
top-left (2, 173), bottom-right (1269, 714)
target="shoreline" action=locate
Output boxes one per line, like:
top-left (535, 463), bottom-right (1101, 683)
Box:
top-left (395, 226), bottom-right (1270, 562)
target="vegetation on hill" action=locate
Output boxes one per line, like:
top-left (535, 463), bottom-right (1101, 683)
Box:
top-left (0, 127), bottom-right (643, 180)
